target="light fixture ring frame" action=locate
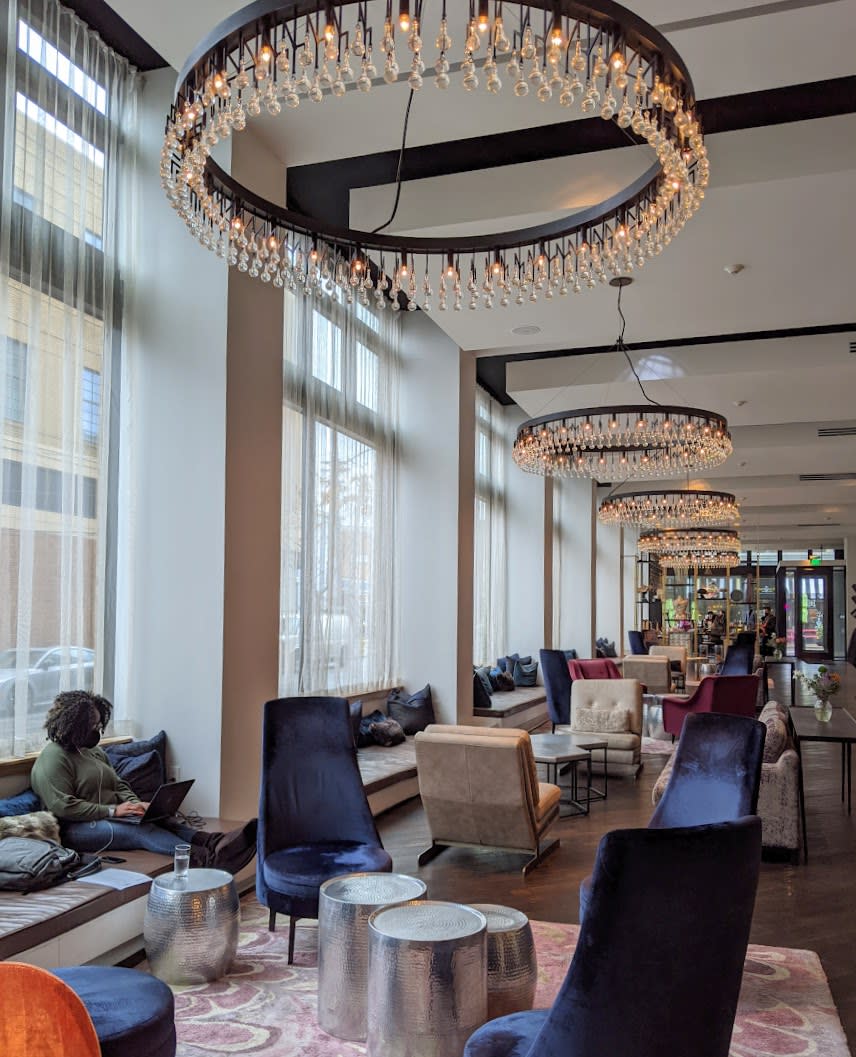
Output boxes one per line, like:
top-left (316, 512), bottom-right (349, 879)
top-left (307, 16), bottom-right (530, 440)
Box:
top-left (638, 527), bottom-right (742, 569)
top-left (512, 403), bottom-right (732, 480)
top-left (598, 487), bottom-right (741, 527)
top-left (163, 0), bottom-right (709, 311)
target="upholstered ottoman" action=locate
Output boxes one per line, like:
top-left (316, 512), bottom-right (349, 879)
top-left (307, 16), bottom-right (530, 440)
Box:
top-left (53, 966), bottom-right (176, 1057)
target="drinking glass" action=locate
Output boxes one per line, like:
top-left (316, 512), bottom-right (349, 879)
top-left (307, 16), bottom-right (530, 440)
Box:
top-left (174, 843), bottom-right (191, 881)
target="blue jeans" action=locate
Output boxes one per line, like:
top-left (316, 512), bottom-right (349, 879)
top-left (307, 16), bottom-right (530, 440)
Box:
top-left (60, 818), bottom-right (199, 856)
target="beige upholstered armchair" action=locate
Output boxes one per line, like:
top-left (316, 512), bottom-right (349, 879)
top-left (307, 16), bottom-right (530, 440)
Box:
top-left (570, 679), bottom-right (643, 777)
top-left (649, 645), bottom-right (688, 673)
top-left (414, 725), bottom-right (561, 875)
top-left (618, 655), bottom-right (671, 694)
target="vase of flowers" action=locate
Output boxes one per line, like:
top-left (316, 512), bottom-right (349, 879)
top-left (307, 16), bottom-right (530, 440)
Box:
top-left (773, 637), bottom-right (786, 660)
top-left (797, 666), bottom-right (841, 722)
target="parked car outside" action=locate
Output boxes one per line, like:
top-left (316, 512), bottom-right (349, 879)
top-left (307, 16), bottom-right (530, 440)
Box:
top-left (0, 647), bottom-right (95, 742)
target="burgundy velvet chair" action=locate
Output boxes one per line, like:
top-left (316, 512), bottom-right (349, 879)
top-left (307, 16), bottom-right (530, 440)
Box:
top-left (568, 658), bottom-right (622, 681)
top-left (662, 674), bottom-right (760, 738)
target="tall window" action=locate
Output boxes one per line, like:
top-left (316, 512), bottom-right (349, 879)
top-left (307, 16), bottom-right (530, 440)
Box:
top-left (280, 294), bottom-right (399, 695)
top-left (0, 0), bottom-right (137, 755)
top-left (473, 388), bottom-right (507, 665)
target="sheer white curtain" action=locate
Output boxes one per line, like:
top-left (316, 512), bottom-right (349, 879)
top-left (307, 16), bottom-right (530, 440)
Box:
top-left (280, 292), bottom-right (399, 696)
top-left (473, 387), bottom-right (507, 666)
top-left (0, 0), bottom-right (136, 754)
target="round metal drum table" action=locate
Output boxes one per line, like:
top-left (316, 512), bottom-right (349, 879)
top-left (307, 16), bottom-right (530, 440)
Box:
top-left (367, 900), bottom-right (487, 1057)
top-left (469, 904), bottom-right (537, 1019)
top-left (144, 868), bottom-right (239, 985)
top-left (318, 872), bottom-right (427, 1042)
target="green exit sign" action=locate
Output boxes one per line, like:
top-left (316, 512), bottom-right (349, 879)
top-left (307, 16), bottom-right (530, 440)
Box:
top-left (810, 557), bottom-right (822, 565)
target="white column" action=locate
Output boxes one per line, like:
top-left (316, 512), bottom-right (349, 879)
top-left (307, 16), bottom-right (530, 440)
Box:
top-left (596, 510), bottom-right (623, 652)
top-left (554, 478), bottom-right (596, 657)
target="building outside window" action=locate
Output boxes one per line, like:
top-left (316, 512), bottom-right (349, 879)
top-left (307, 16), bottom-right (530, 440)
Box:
top-left (473, 387), bottom-right (507, 666)
top-left (0, 2), bottom-right (136, 755)
top-left (280, 291), bottom-right (399, 696)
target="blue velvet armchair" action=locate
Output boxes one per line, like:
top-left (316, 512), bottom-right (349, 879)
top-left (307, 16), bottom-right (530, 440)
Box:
top-left (719, 642), bottom-right (755, 675)
top-left (257, 696), bottom-right (392, 962)
top-left (466, 816), bottom-right (762, 1057)
top-left (539, 649), bottom-right (572, 731)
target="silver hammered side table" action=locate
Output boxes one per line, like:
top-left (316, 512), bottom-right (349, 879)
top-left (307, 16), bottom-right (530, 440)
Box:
top-left (469, 904), bottom-right (537, 1019)
top-left (367, 900), bottom-right (487, 1057)
top-left (144, 868), bottom-right (239, 985)
top-left (318, 871), bottom-right (427, 1042)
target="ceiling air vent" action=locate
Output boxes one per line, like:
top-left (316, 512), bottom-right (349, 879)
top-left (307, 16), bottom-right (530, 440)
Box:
top-left (817, 427), bottom-right (856, 437)
top-left (849, 340), bottom-right (856, 354)
top-left (797, 522), bottom-right (840, 528)
top-left (798, 473), bottom-right (856, 482)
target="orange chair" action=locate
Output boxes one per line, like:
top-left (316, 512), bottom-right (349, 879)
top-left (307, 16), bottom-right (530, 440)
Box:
top-left (0, 962), bottom-right (100, 1057)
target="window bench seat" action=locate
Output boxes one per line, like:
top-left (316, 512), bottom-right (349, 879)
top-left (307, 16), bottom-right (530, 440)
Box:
top-left (358, 737), bottom-right (419, 815)
top-left (473, 686), bottom-right (549, 731)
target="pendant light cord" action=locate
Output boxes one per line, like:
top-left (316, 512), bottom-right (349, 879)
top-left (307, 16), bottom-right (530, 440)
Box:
top-left (372, 87), bottom-right (415, 234)
top-left (615, 280), bottom-right (661, 406)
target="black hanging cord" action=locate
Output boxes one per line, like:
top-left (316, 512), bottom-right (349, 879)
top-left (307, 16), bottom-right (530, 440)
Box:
top-left (615, 280), bottom-right (661, 406)
top-left (372, 87), bottom-right (415, 234)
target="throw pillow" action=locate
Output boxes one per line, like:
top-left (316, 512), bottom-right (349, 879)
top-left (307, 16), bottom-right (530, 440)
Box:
top-left (563, 649), bottom-right (578, 661)
top-left (474, 667), bottom-right (494, 698)
top-left (496, 671), bottom-right (515, 692)
top-left (573, 708), bottom-right (631, 734)
top-left (110, 750), bottom-right (164, 802)
top-left (387, 685), bottom-right (435, 735)
top-left (358, 709), bottom-right (386, 748)
top-left (0, 811), bottom-right (60, 844)
top-left (473, 672), bottom-right (493, 710)
top-left (513, 660), bottom-right (539, 687)
top-left (603, 641), bottom-right (618, 658)
top-left (496, 653), bottom-right (520, 673)
top-left (762, 714), bottom-right (789, 762)
top-left (368, 717), bottom-right (406, 747)
top-left (488, 667), bottom-right (504, 691)
top-left (0, 788), bottom-right (41, 818)
top-left (349, 700), bottom-right (364, 747)
top-left (105, 731), bottom-right (167, 795)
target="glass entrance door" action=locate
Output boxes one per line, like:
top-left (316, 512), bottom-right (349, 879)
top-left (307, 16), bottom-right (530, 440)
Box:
top-left (795, 569), bottom-right (833, 661)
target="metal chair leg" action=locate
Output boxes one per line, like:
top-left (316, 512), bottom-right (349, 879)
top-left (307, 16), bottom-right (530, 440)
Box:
top-left (417, 842), bottom-right (447, 866)
top-left (268, 908), bottom-right (276, 932)
top-left (522, 837), bottom-right (560, 876)
top-left (288, 915), bottom-right (297, 964)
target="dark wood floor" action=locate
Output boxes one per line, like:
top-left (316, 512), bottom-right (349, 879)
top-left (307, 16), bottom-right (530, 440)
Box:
top-left (377, 660), bottom-right (856, 1050)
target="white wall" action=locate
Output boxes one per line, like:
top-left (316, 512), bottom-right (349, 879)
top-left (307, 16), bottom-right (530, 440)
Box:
top-left (397, 312), bottom-right (466, 725)
top-left (117, 68), bottom-right (228, 815)
top-left (596, 513), bottom-right (623, 650)
top-left (622, 527), bottom-right (640, 652)
top-left (504, 405), bottom-right (547, 661)
top-left (553, 478), bottom-right (596, 657)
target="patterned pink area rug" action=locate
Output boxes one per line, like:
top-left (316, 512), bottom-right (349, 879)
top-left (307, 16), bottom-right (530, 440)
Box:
top-left (170, 897), bottom-right (851, 1057)
top-left (642, 735), bottom-right (676, 755)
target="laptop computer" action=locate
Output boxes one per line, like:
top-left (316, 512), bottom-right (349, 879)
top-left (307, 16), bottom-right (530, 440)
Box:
top-left (118, 779), bottom-right (195, 825)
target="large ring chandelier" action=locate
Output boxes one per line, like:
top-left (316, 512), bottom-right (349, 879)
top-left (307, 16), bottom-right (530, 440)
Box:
top-left (598, 488), bottom-right (740, 527)
top-left (512, 405), bottom-right (732, 480)
top-left (639, 528), bottom-right (742, 569)
top-left (162, 0), bottom-right (708, 312)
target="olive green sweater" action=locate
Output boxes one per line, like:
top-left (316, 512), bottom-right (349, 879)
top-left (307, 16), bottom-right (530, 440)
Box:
top-left (31, 741), bottom-right (140, 821)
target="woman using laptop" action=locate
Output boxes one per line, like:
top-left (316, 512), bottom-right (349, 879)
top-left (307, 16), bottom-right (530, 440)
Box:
top-left (31, 690), bottom-right (256, 875)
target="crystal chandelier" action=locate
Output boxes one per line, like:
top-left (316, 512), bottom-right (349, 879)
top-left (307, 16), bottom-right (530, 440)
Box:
top-left (512, 404), bottom-right (732, 480)
top-left (639, 528), bottom-right (742, 569)
top-left (162, 0), bottom-right (708, 312)
top-left (598, 488), bottom-right (740, 527)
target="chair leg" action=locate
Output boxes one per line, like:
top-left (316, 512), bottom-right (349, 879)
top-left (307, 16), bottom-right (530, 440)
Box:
top-left (522, 837), bottom-right (559, 876)
top-left (287, 915), bottom-right (297, 964)
top-left (268, 909), bottom-right (276, 932)
top-left (417, 842), bottom-right (448, 866)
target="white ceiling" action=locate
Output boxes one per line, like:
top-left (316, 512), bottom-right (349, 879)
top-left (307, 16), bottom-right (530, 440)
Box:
top-left (114, 0), bottom-right (856, 549)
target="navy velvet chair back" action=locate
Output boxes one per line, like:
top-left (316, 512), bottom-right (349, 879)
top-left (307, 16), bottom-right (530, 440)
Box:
top-left (540, 649), bottom-right (572, 728)
top-left (531, 819), bottom-right (761, 1057)
top-left (627, 630), bottom-right (648, 655)
top-left (720, 642), bottom-right (755, 675)
top-left (650, 712), bottom-right (765, 829)
top-left (257, 696), bottom-right (390, 962)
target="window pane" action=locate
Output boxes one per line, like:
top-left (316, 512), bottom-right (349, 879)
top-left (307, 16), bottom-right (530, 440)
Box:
top-left (18, 20), bottom-right (107, 114)
top-left (356, 342), bottom-right (378, 412)
top-left (4, 339), bottom-right (27, 422)
top-left (311, 311), bottom-right (341, 389)
top-left (81, 367), bottom-right (100, 442)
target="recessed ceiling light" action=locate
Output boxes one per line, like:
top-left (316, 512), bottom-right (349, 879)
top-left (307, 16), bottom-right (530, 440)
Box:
top-left (724, 264), bottom-right (745, 275)
top-left (511, 325), bottom-right (542, 336)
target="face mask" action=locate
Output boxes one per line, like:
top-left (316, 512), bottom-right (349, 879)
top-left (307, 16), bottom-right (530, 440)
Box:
top-left (81, 727), bottom-right (101, 749)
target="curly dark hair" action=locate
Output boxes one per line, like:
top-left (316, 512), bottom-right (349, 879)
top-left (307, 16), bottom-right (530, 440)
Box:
top-left (44, 690), bottom-right (113, 750)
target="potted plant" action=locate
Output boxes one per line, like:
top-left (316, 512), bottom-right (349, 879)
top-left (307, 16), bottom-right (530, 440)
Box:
top-left (797, 666), bottom-right (841, 722)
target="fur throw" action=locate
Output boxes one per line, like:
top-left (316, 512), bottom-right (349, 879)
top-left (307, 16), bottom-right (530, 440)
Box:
top-left (0, 811), bottom-right (61, 844)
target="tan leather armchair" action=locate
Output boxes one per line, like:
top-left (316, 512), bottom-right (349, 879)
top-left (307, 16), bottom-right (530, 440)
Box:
top-left (414, 725), bottom-right (561, 875)
top-left (618, 655), bottom-right (671, 694)
top-left (649, 645), bottom-right (688, 673)
top-left (571, 679), bottom-right (643, 777)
